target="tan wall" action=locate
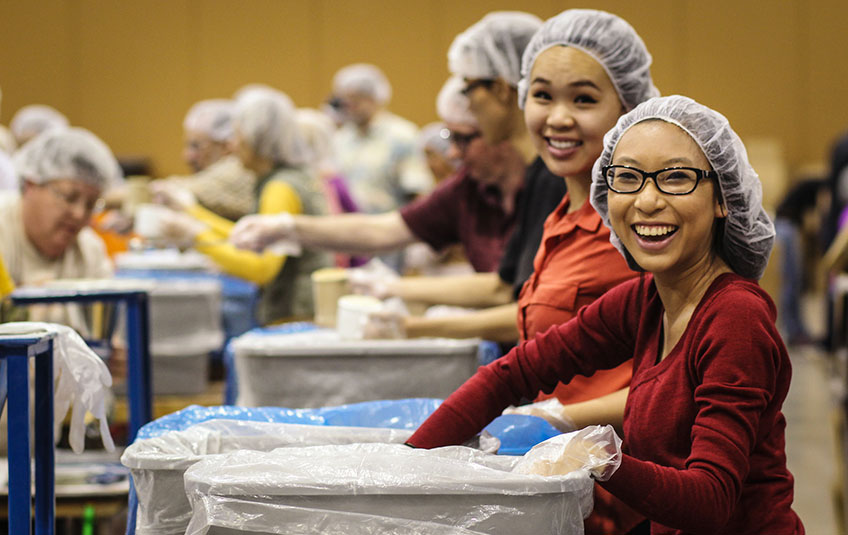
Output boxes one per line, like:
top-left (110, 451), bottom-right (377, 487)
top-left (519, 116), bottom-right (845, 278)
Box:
top-left (1, 0), bottom-right (847, 179)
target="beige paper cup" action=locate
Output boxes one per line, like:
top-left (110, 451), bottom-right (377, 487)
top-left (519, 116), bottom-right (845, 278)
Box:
top-left (311, 268), bottom-right (350, 327)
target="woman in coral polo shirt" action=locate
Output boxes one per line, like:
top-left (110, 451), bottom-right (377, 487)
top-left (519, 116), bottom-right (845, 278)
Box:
top-left (508, 10), bottom-right (658, 420)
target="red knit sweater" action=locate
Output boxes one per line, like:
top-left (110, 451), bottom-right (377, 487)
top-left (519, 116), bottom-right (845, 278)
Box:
top-left (408, 273), bottom-right (804, 534)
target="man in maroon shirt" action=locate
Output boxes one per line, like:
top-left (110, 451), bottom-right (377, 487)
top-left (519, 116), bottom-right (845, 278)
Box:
top-left (230, 76), bottom-right (526, 275)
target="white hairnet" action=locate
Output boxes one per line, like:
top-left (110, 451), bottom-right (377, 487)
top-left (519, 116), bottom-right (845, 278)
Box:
top-left (295, 108), bottom-right (335, 167)
top-left (234, 89), bottom-right (308, 167)
top-left (183, 99), bottom-right (235, 142)
top-left (0, 150), bottom-right (18, 191)
top-left (417, 122), bottom-right (451, 157)
top-left (590, 95), bottom-right (775, 280)
top-left (10, 104), bottom-right (70, 145)
top-left (332, 64), bottom-right (392, 105)
top-left (448, 11), bottom-right (543, 87)
top-left (0, 126), bottom-right (16, 154)
top-left (436, 76), bottom-right (478, 127)
top-left (233, 83), bottom-right (279, 102)
top-left (14, 127), bottom-right (122, 191)
top-left (518, 9), bottom-right (659, 111)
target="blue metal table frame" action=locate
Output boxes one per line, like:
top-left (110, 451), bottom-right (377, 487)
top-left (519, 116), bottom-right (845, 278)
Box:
top-left (10, 288), bottom-right (153, 442)
top-left (0, 332), bottom-right (56, 535)
top-left (11, 288), bottom-right (153, 535)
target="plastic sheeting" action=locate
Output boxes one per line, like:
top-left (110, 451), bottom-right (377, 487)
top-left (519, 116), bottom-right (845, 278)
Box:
top-left (132, 400), bottom-right (560, 453)
top-left (122, 420), bottom-right (414, 535)
top-left (124, 401), bottom-right (561, 535)
top-left (182, 442), bottom-right (594, 535)
top-left (232, 329), bottom-right (480, 407)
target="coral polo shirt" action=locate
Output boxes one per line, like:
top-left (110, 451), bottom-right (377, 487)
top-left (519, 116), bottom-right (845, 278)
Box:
top-left (517, 193), bottom-right (637, 404)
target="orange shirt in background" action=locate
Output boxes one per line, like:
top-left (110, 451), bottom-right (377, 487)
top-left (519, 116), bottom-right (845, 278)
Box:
top-left (91, 211), bottom-right (134, 259)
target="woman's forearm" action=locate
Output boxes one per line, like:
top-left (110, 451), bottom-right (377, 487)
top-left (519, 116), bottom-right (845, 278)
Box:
top-left (404, 303), bottom-right (518, 342)
top-left (562, 387), bottom-right (629, 436)
top-left (389, 272), bottom-right (514, 308)
top-left (294, 211), bottom-right (416, 254)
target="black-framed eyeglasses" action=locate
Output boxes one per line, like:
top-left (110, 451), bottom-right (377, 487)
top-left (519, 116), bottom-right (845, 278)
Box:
top-left (448, 130), bottom-right (481, 151)
top-left (460, 79), bottom-right (495, 97)
top-left (602, 165), bottom-right (718, 195)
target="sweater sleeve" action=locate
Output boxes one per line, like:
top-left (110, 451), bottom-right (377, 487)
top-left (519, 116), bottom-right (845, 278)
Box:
top-left (0, 254), bottom-right (14, 298)
top-left (191, 180), bottom-right (302, 285)
top-left (407, 278), bottom-right (641, 448)
top-left (601, 286), bottom-right (785, 532)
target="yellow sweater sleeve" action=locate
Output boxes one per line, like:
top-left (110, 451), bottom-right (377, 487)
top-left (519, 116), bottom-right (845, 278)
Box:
top-left (0, 254), bottom-right (15, 298)
top-left (190, 180), bottom-right (303, 285)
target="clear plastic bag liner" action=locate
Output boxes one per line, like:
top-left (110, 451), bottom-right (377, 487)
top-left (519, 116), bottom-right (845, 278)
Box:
top-left (124, 402), bottom-right (564, 534)
top-left (186, 497), bottom-right (491, 535)
top-left (182, 443), bottom-right (593, 535)
top-left (122, 420), bottom-right (414, 535)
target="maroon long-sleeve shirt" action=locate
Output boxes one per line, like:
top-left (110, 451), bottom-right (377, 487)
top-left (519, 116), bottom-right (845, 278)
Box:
top-left (408, 273), bottom-right (804, 534)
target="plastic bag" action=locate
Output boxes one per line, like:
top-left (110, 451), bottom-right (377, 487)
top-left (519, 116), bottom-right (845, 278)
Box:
top-left (0, 322), bottom-right (114, 453)
top-left (122, 420), bottom-right (414, 535)
top-left (346, 258), bottom-right (399, 299)
top-left (182, 442), bottom-right (594, 535)
top-left (513, 424), bottom-right (622, 481)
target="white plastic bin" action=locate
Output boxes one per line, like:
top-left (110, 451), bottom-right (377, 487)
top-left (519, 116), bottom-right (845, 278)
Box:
top-left (232, 329), bottom-right (480, 407)
top-left (183, 443), bottom-right (594, 535)
top-left (148, 279), bottom-right (224, 395)
top-left (121, 419), bottom-right (412, 535)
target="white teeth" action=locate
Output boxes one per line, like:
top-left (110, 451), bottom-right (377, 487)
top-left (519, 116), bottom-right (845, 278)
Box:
top-left (635, 224), bottom-right (677, 237)
top-left (548, 139), bottom-right (579, 149)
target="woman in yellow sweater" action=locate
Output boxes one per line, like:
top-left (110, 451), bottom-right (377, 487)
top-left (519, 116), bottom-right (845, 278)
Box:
top-left (156, 88), bottom-right (330, 324)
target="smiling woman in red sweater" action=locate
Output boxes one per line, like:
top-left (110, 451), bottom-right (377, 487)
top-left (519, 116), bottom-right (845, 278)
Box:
top-left (407, 95), bottom-right (804, 534)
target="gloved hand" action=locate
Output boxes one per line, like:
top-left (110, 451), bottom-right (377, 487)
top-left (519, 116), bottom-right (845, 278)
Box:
top-left (230, 213), bottom-right (296, 252)
top-left (150, 181), bottom-right (197, 211)
top-left (157, 208), bottom-right (208, 245)
top-left (0, 322), bottom-right (115, 454)
top-left (512, 425), bottom-right (622, 481)
top-left (362, 298), bottom-right (409, 339)
top-left (362, 310), bottom-right (406, 339)
top-left (502, 398), bottom-right (576, 433)
top-left (347, 258), bottom-right (400, 299)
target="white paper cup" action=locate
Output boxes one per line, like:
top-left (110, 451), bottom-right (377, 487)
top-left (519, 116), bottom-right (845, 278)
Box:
top-left (133, 203), bottom-right (171, 239)
top-left (336, 295), bottom-right (383, 340)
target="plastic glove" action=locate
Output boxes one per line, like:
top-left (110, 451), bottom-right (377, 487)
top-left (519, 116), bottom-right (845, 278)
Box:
top-left (502, 398), bottom-right (576, 433)
top-left (362, 298), bottom-right (409, 339)
top-left (230, 213), bottom-right (296, 252)
top-left (347, 258), bottom-right (399, 299)
top-left (0, 322), bottom-right (115, 454)
top-left (157, 208), bottom-right (208, 245)
top-left (150, 181), bottom-right (197, 212)
top-left (512, 424), bottom-right (622, 481)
